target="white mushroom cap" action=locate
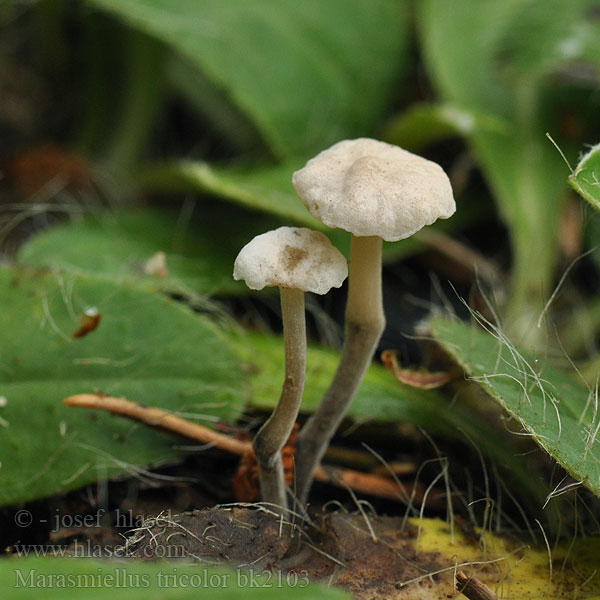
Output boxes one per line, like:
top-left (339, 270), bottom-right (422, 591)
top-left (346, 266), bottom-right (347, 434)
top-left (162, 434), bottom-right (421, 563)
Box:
top-left (292, 138), bottom-right (456, 242)
top-left (233, 227), bottom-right (348, 294)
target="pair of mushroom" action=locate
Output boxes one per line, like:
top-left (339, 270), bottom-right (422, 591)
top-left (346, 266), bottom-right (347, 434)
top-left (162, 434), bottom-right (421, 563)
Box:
top-left (234, 138), bottom-right (455, 512)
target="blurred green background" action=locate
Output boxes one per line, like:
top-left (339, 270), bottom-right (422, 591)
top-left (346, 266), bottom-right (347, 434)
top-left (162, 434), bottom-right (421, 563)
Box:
top-left (2, 0), bottom-right (599, 337)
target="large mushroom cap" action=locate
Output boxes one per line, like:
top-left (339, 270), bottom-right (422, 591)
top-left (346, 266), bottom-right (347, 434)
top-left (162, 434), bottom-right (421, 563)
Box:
top-left (233, 227), bottom-right (348, 294)
top-left (292, 138), bottom-right (455, 242)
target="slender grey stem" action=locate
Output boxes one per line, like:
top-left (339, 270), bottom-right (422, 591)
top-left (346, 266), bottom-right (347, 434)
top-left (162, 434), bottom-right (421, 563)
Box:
top-left (253, 287), bottom-right (306, 513)
top-left (295, 235), bottom-right (385, 507)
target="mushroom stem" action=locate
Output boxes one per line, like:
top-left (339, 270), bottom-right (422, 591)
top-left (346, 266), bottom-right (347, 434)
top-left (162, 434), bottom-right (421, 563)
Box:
top-left (253, 286), bottom-right (307, 512)
top-left (295, 235), bottom-right (385, 506)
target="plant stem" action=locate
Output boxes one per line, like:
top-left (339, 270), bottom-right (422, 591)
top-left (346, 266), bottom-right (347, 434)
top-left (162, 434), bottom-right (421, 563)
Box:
top-left (77, 12), bottom-right (122, 155)
top-left (103, 32), bottom-right (165, 194)
top-left (64, 394), bottom-right (249, 455)
top-left (295, 235), bottom-right (385, 507)
top-left (253, 287), bottom-right (306, 513)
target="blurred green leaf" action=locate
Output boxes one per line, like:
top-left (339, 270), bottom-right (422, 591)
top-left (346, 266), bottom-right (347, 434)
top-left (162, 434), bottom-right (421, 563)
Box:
top-left (17, 209), bottom-right (281, 296)
top-left (166, 55), bottom-right (266, 154)
top-left (0, 267), bottom-right (244, 506)
top-left (236, 330), bottom-right (443, 423)
top-left (569, 143), bottom-right (600, 211)
top-left (89, 0), bottom-right (408, 158)
top-left (141, 160), bottom-right (484, 264)
top-left (418, 0), bottom-right (600, 333)
top-left (142, 161), bottom-right (317, 228)
top-left (102, 32), bottom-right (165, 178)
top-left (232, 329), bottom-right (548, 511)
top-left (1, 558), bottom-right (349, 599)
top-left (496, 0), bottom-right (600, 80)
top-left (431, 317), bottom-right (600, 498)
top-left (384, 103), bottom-right (509, 152)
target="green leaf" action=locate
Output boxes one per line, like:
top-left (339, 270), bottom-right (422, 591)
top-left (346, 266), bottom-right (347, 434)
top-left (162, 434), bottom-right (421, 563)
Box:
top-left (142, 161), bottom-right (317, 228)
top-left (494, 0), bottom-right (600, 80)
top-left (231, 329), bottom-right (547, 510)
top-left (430, 317), bottom-right (600, 498)
top-left (88, 0), bottom-right (408, 158)
top-left (1, 558), bottom-right (348, 599)
top-left (0, 267), bottom-right (244, 506)
top-left (141, 160), bottom-right (484, 264)
top-left (101, 31), bottom-right (166, 179)
top-left (418, 0), bottom-right (599, 332)
top-left (383, 103), bottom-right (509, 152)
top-left (569, 143), bottom-right (600, 211)
top-left (17, 209), bottom-right (278, 296)
top-left (166, 55), bottom-right (266, 155)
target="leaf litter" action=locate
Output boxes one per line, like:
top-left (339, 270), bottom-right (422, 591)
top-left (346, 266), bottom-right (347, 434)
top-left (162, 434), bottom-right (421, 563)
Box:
top-left (114, 504), bottom-right (600, 599)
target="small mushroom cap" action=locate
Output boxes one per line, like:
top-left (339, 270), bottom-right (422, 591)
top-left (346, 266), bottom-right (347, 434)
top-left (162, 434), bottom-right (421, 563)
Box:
top-left (292, 138), bottom-right (455, 242)
top-left (233, 227), bottom-right (348, 294)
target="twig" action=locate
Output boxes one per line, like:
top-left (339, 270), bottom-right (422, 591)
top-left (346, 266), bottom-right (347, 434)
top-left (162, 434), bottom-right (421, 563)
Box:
top-left (316, 465), bottom-right (439, 507)
top-left (63, 394), bottom-right (250, 456)
top-left (416, 228), bottom-right (503, 285)
top-left (456, 571), bottom-right (498, 600)
top-left (63, 393), bottom-right (440, 507)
